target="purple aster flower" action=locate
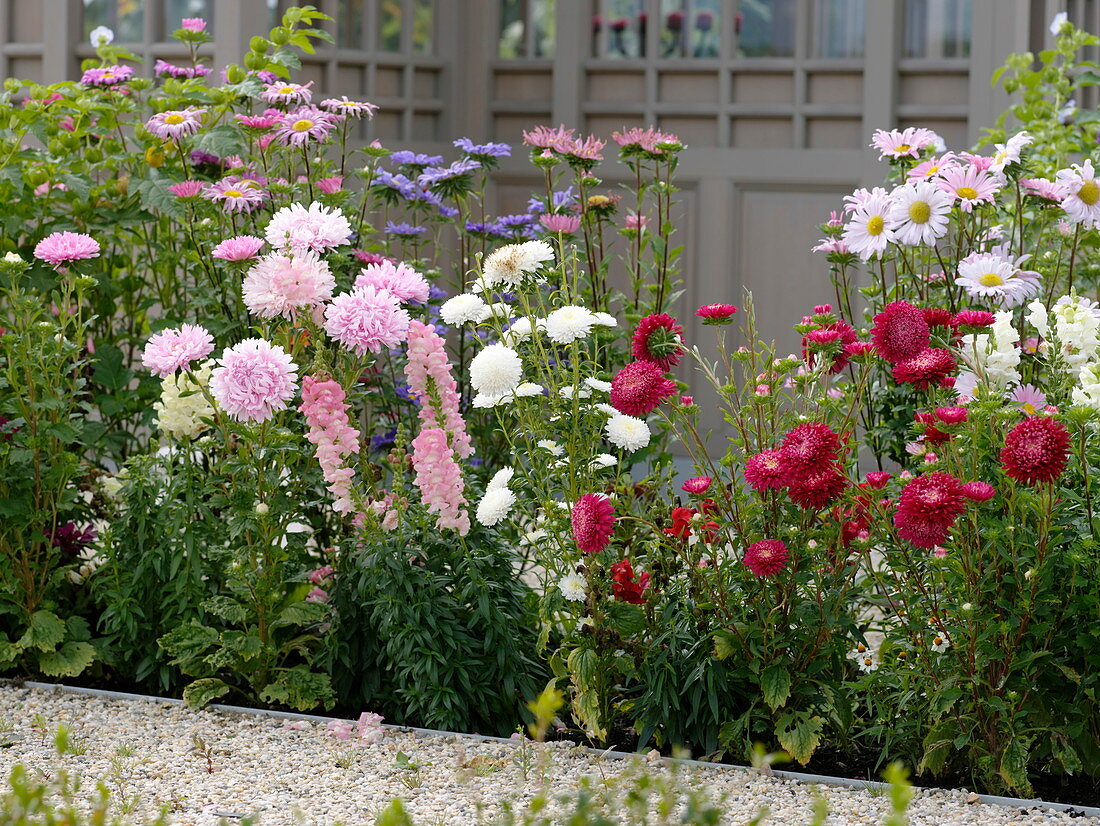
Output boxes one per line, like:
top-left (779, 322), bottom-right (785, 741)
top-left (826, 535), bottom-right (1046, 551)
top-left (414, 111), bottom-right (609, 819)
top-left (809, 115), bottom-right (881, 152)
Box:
top-left (390, 150), bottom-right (444, 169)
top-left (395, 383), bottom-right (416, 403)
top-left (190, 149), bottom-right (221, 168)
top-left (81, 65), bottom-right (133, 87)
top-left (370, 427), bottom-right (397, 452)
top-left (438, 205), bottom-right (460, 219)
top-left (384, 221), bottom-right (426, 237)
top-left (417, 158), bottom-right (481, 189)
top-left (454, 137), bottom-right (512, 158)
top-left (428, 286), bottom-right (448, 301)
top-left (154, 60), bottom-right (212, 79)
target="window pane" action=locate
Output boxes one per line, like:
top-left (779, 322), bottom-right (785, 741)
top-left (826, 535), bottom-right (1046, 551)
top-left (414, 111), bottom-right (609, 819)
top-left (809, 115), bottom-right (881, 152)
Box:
top-left (594, 0), bottom-right (645, 59)
top-left (338, 0), bottom-right (364, 48)
top-left (737, 0), bottom-right (796, 58)
top-left (903, 0), bottom-right (971, 59)
top-left (412, 0), bottom-right (434, 54)
top-left (659, 0), bottom-right (721, 59)
top-left (164, 0), bottom-right (213, 35)
top-left (814, 0), bottom-right (864, 58)
top-left (378, 0), bottom-right (401, 51)
top-left (498, 0), bottom-right (555, 58)
top-left (83, 0), bottom-right (144, 43)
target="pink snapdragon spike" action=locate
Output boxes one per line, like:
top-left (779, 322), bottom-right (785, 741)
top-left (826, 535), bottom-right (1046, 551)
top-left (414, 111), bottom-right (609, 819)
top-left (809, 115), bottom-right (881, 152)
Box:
top-left (34, 231), bottom-right (101, 267)
top-left (404, 320), bottom-right (472, 459)
top-left (209, 338), bottom-right (298, 423)
top-left (300, 376), bottom-right (361, 515)
top-left (142, 324), bottom-right (214, 378)
top-left (410, 427), bottom-right (469, 535)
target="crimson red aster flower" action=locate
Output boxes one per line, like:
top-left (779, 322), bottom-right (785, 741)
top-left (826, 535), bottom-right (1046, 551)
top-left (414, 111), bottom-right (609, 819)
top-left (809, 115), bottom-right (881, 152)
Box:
top-left (844, 341), bottom-right (876, 359)
top-left (894, 471), bottom-right (967, 548)
top-left (609, 360), bottom-right (678, 416)
top-left (1000, 416), bottom-right (1071, 486)
top-left (745, 449), bottom-right (786, 491)
top-left (681, 476), bottom-right (713, 495)
top-left (632, 313), bottom-right (685, 370)
top-left (743, 539), bottom-right (789, 578)
top-left (892, 347), bottom-right (957, 390)
top-left (960, 481), bottom-right (996, 501)
top-left (610, 558), bottom-right (650, 604)
top-left (935, 406), bottom-right (968, 424)
top-left (779, 422), bottom-right (841, 476)
top-left (954, 310), bottom-right (995, 329)
top-left (871, 300), bottom-right (930, 364)
top-left (802, 320), bottom-right (858, 374)
top-left (573, 493), bottom-right (616, 553)
top-left (864, 471), bottom-right (892, 489)
top-left (696, 303), bottom-right (738, 325)
top-left (664, 506), bottom-right (696, 538)
top-left (787, 464), bottom-right (848, 510)
top-left (915, 411), bottom-right (950, 445)
top-left (894, 517), bottom-right (951, 549)
top-left (921, 307), bottom-right (956, 328)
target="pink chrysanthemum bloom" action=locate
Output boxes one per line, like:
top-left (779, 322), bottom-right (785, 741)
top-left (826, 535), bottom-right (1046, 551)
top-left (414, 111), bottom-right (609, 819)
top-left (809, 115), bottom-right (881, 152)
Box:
top-left (934, 406), bottom-right (968, 425)
top-left (180, 17), bottom-right (206, 31)
top-left (145, 107), bottom-right (205, 141)
top-left (275, 105), bottom-right (339, 147)
top-left (523, 124), bottom-right (576, 149)
top-left (1000, 416), bottom-right (1071, 486)
top-left (894, 471), bottom-right (966, 548)
top-left (632, 313), bottom-right (685, 370)
top-left (242, 250), bottom-right (335, 319)
top-left (609, 360), bottom-right (678, 417)
top-left (744, 449), bottom-right (786, 492)
top-left (743, 539), bottom-right (789, 578)
top-left (960, 481), bottom-right (996, 502)
top-left (353, 250), bottom-right (395, 266)
top-left (209, 338), bottom-right (298, 423)
top-left (320, 96), bottom-right (379, 119)
top-left (234, 112), bottom-right (282, 131)
top-left (864, 471), bottom-right (892, 489)
top-left (324, 285), bottom-right (411, 355)
top-left (212, 235), bottom-right (265, 261)
top-left (953, 309), bottom-right (995, 329)
top-left (681, 476), bottom-right (713, 495)
top-left (316, 176), bottom-right (344, 194)
top-left (625, 213), bottom-right (650, 230)
top-left (81, 65), bottom-right (133, 87)
top-left (869, 127), bottom-right (938, 159)
top-left (354, 260), bottom-right (430, 304)
top-left (695, 303), bottom-right (738, 325)
top-left (802, 320), bottom-right (858, 373)
top-left (539, 213), bottom-right (582, 234)
top-left (892, 347), bottom-right (957, 390)
top-left (1056, 159), bottom-right (1100, 226)
top-left (572, 493), bottom-right (616, 554)
top-left (266, 202), bottom-right (352, 252)
top-left (261, 81), bottom-right (313, 106)
top-left (203, 178), bottom-right (267, 212)
top-left (937, 164), bottom-right (1001, 212)
top-left (1010, 384), bottom-right (1047, 415)
top-left (34, 231), bottom-right (101, 267)
top-left (410, 426), bottom-right (470, 535)
top-left (404, 320), bottom-right (472, 459)
top-left (300, 376), bottom-right (361, 514)
top-left (780, 422), bottom-right (840, 476)
top-left (871, 300), bottom-right (930, 364)
top-left (168, 180), bottom-right (205, 198)
top-left (141, 323), bottom-right (214, 377)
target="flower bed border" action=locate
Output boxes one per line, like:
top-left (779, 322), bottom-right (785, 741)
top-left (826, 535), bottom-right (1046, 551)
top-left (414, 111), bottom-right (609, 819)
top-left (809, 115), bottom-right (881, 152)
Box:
top-left (19, 681), bottom-right (1100, 819)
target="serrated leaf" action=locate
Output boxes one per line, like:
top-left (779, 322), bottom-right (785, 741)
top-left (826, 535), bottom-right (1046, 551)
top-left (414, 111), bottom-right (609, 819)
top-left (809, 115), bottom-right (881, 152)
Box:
top-left (272, 599), bottom-right (328, 628)
top-left (775, 710), bottom-right (823, 764)
top-left (567, 647), bottom-right (606, 740)
top-left (183, 677), bottom-right (231, 708)
top-left (760, 664), bottom-right (791, 711)
top-left (158, 620), bottom-right (220, 673)
top-left (202, 595), bottom-right (249, 625)
top-left (259, 665), bottom-right (334, 711)
top-left (713, 629), bottom-right (738, 660)
top-left (135, 177), bottom-right (182, 219)
top-left (605, 601), bottom-right (646, 638)
top-left (18, 611), bottom-right (66, 652)
top-left (194, 125), bottom-right (244, 161)
top-left (36, 641), bottom-right (96, 677)
top-left (998, 737), bottom-right (1032, 795)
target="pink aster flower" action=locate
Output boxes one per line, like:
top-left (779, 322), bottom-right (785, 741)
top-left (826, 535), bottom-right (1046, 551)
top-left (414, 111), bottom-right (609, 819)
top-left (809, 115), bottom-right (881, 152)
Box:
top-left (265, 202), bottom-right (352, 252)
top-left (354, 260), bottom-right (430, 304)
top-left (1010, 384), bottom-right (1047, 414)
top-left (141, 323), bottom-right (214, 377)
top-left (203, 178), bottom-right (267, 212)
top-left (1020, 178), bottom-right (1065, 202)
top-left (234, 112), bottom-right (282, 131)
top-left (168, 180), bottom-right (205, 198)
top-left (696, 303), bottom-right (738, 325)
top-left (242, 250), bottom-right (335, 320)
top-left (209, 338), bottom-right (299, 423)
top-left (34, 231), bottom-right (101, 267)
top-left (870, 127), bottom-right (938, 159)
top-left (411, 426), bottom-right (470, 535)
top-left (320, 97), bottom-right (379, 119)
top-left (212, 235), bottom-right (265, 261)
top-left (180, 17), bottom-right (206, 31)
top-left (681, 476), bottom-right (713, 495)
top-left (539, 213), bottom-right (582, 234)
top-left (261, 81), bottom-right (314, 106)
top-left (907, 153), bottom-right (958, 181)
top-left (145, 107), bottom-right (205, 141)
top-left (610, 360), bottom-right (678, 416)
top-left (324, 286), bottom-right (411, 356)
top-left (316, 176), bottom-right (344, 194)
top-left (937, 164), bottom-right (1001, 212)
top-left (275, 105), bottom-right (339, 147)
top-left (572, 493), bottom-right (616, 554)
top-left (81, 65), bottom-right (133, 87)
top-left (1056, 160), bottom-right (1100, 226)
top-left (743, 539), bottom-right (789, 578)
top-left (960, 481), bottom-right (996, 502)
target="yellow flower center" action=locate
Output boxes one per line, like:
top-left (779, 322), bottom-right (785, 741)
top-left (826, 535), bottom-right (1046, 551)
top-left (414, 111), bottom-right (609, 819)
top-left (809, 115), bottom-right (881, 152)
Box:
top-left (292, 119), bottom-right (314, 132)
top-left (1022, 402), bottom-right (1037, 415)
top-left (279, 86), bottom-right (296, 94)
top-left (866, 215), bottom-right (885, 236)
top-left (978, 272), bottom-right (1004, 287)
top-left (164, 113), bottom-right (185, 125)
top-left (926, 165), bottom-right (939, 175)
top-left (224, 189), bottom-right (244, 198)
top-left (1079, 180), bottom-right (1100, 205)
top-left (908, 200), bottom-right (931, 224)
top-left (956, 186), bottom-right (979, 200)
top-left (896, 143), bottom-right (910, 153)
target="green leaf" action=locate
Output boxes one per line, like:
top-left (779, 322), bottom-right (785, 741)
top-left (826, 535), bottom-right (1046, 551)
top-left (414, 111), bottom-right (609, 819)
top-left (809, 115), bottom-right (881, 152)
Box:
top-left (775, 710), bottom-right (823, 764)
top-left (374, 800), bottom-right (416, 826)
top-left (0, 639), bottom-right (20, 669)
top-left (135, 176), bottom-right (182, 219)
top-left (760, 664), bottom-right (791, 711)
top-left (18, 611), bottom-right (66, 652)
top-left (158, 620), bottom-right (220, 673)
top-left (202, 596), bottom-right (249, 625)
top-left (91, 344), bottom-right (134, 392)
top-left (998, 737), bottom-right (1032, 795)
top-left (194, 125), bottom-right (244, 161)
top-left (182, 677), bottom-right (231, 708)
top-left (567, 647), bottom-right (606, 740)
top-left (259, 665), bottom-right (334, 711)
top-left (918, 719), bottom-right (958, 776)
top-left (604, 602), bottom-right (646, 638)
top-left (36, 641), bottom-right (96, 677)
top-left (272, 599), bottom-right (328, 628)
top-left (713, 629), bottom-right (738, 660)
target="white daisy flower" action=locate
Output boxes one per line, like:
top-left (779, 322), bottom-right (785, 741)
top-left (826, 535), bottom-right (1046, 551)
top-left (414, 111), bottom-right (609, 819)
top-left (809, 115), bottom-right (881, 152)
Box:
top-left (584, 377), bottom-right (612, 393)
top-left (537, 440), bottom-right (564, 455)
top-left (887, 181), bottom-right (951, 246)
top-left (605, 413), bottom-right (651, 452)
top-left (481, 240), bottom-right (554, 288)
top-left (594, 403), bottom-right (618, 416)
top-left (989, 131), bottom-right (1033, 173)
top-left (1056, 159), bottom-right (1100, 226)
top-left (1050, 11), bottom-right (1069, 35)
top-left (476, 486), bottom-right (516, 526)
top-left (440, 294), bottom-right (490, 325)
top-left (469, 344), bottom-right (522, 397)
top-left (842, 186), bottom-right (895, 260)
top-left (955, 251), bottom-right (1040, 308)
top-left (930, 635), bottom-right (950, 653)
top-left (521, 528), bottom-right (548, 545)
top-left (857, 653), bottom-right (879, 673)
top-left (558, 572), bottom-right (587, 602)
top-left (545, 305), bottom-right (598, 344)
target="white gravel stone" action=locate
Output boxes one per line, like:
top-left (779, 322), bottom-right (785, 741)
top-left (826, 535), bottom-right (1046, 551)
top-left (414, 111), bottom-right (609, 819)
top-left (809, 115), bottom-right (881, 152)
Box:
top-left (0, 685), bottom-right (1095, 825)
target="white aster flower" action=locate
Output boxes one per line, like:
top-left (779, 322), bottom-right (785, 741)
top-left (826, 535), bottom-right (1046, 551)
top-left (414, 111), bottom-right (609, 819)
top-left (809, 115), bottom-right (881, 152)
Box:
top-left (594, 403), bottom-right (618, 416)
top-left (930, 635), bottom-right (950, 654)
top-left (842, 186), bottom-right (895, 260)
top-left (469, 344), bottom-right (522, 397)
top-left (90, 25), bottom-right (114, 47)
top-left (472, 392), bottom-right (507, 408)
top-left (605, 413), bottom-right (651, 452)
top-left (521, 528), bottom-right (548, 545)
top-left (440, 294), bottom-right (490, 325)
top-left (481, 240), bottom-right (554, 288)
top-left (558, 384), bottom-right (592, 399)
top-left (584, 377), bottom-right (612, 392)
top-left (558, 573), bottom-right (587, 602)
top-left (593, 312), bottom-right (618, 327)
top-left (1050, 11), bottom-right (1069, 35)
top-left (989, 131), bottom-right (1033, 173)
top-left (486, 302), bottom-right (512, 318)
top-left (487, 467), bottom-right (514, 490)
top-left (501, 316), bottom-right (536, 345)
top-left (590, 453), bottom-right (617, 469)
top-left (545, 305), bottom-right (598, 344)
top-left (514, 382), bottom-right (544, 397)
top-left (537, 439), bottom-right (564, 455)
top-left (476, 486), bottom-right (516, 526)
top-left (887, 180), bottom-right (951, 246)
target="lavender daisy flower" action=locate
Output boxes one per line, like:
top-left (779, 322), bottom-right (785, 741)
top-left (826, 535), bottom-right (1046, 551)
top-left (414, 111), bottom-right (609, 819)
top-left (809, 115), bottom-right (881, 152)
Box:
top-left (274, 106), bottom-right (339, 147)
top-left (81, 65), bottom-right (133, 88)
top-left (320, 96), bottom-right (379, 119)
top-left (261, 81), bottom-right (313, 106)
top-left (454, 137), bottom-right (512, 160)
top-left (203, 178), bottom-right (267, 213)
top-left (145, 107), bottom-right (205, 141)
top-left (384, 221), bottom-right (427, 238)
top-left (154, 60), bottom-right (212, 79)
top-left (390, 150), bottom-right (444, 171)
top-left (438, 205), bottom-right (460, 219)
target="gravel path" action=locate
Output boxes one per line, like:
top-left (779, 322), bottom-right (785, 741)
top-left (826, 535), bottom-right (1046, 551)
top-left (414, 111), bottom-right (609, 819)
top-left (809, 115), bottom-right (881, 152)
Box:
top-left (0, 685), bottom-right (1095, 825)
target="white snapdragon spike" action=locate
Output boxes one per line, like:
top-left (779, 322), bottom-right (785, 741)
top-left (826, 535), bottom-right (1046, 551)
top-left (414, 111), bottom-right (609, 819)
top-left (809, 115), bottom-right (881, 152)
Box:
top-left (558, 573), bottom-right (587, 602)
top-left (440, 293), bottom-right (490, 325)
top-left (605, 413), bottom-right (651, 452)
top-left (1051, 297), bottom-right (1100, 370)
top-left (1071, 363), bottom-right (1100, 410)
top-left (476, 486), bottom-right (516, 526)
top-left (887, 181), bottom-right (951, 246)
top-left (545, 305), bottom-right (598, 344)
top-left (481, 240), bottom-right (554, 289)
top-left (154, 361), bottom-right (215, 439)
top-left (469, 343), bottom-right (522, 397)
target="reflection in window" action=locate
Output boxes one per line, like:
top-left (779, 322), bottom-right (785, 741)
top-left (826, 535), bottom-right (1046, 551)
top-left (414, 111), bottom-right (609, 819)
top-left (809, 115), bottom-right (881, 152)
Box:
top-left (660, 0), bottom-right (720, 58)
top-left (814, 0), bottom-right (864, 58)
top-left (737, 0), bottom-right (796, 57)
top-left (412, 0), bottom-right (433, 53)
top-left (164, 0), bottom-right (212, 34)
top-left (338, 0), bottom-right (364, 48)
top-left (378, 0), bottom-right (402, 51)
top-left (499, 0), bottom-right (555, 58)
top-left (594, 0), bottom-right (644, 58)
top-left (83, 0), bottom-right (144, 42)
top-left (903, 0), bottom-right (971, 59)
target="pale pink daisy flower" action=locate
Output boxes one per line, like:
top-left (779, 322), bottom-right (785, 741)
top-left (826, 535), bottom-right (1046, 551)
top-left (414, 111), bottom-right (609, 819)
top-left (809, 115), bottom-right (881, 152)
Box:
top-left (324, 286), bottom-right (411, 355)
top-left (212, 235), bottom-right (265, 261)
top-left (265, 202), bottom-right (352, 252)
top-left (811, 237), bottom-right (851, 254)
top-left (869, 127), bottom-right (938, 159)
top-left (539, 213), bottom-right (582, 234)
top-left (274, 106), bottom-right (339, 147)
top-left (34, 231), bottom-right (100, 266)
top-left (937, 164), bottom-right (1001, 212)
top-left (1010, 384), bottom-right (1047, 414)
top-left (142, 323), bottom-right (214, 377)
top-left (1055, 159), bottom-right (1100, 226)
top-left (1021, 178), bottom-right (1065, 202)
top-left (145, 107), bottom-right (204, 141)
top-left (203, 178), bottom-right (267, 212)
top-left (320, 97), bottom-right (379, 119)
top-left (242, 250), bottom-right (335, 319)
top-left (887, 181), bottom-right (951, 246)
top-left (209, 338), bottom-right (298, 423)
top-left (168, 180), bottom-right (204, 198)
top-left (234, 112), bottom-right (281, 130)
top-left (261, 81), bottom-right (313, 106)
top-left (907, 153), bottom-right (958, 181)
top-left (843, 186), bottom-right (895, 259)
top-left (354, 260), bottom-right (430, 304)
top-left (959, 152), bottom-right (995, 172)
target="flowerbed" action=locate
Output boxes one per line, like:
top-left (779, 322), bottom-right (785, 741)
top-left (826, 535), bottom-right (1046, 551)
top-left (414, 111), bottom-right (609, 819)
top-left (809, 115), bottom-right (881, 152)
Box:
top-left (1, 5), bottom-right (1100, 804)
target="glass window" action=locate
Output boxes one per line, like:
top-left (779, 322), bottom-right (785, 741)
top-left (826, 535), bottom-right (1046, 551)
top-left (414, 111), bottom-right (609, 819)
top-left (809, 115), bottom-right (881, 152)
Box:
top-left (814, 0), bottom-right (864, 58)
top-left (338, 0), bottom-right (364, 48)
top-left (164, 0), bottom-right (212, 34)
top-left (412, 0), bottom-right (433, 54)
top-left (594, 0), bottom-right (645, 58)
top-left (378, 0), bottom-right (402, 51)
top-left (737, 0), bottom-right (796, 58)
top-left (498, 0), bottom-right (555, 58)
top-left (659, 0), bottom-right (721, 58)
top-left (83, 0), bottom-right (144, 43)
top-left (903, 0), bottom-right (971, 59)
